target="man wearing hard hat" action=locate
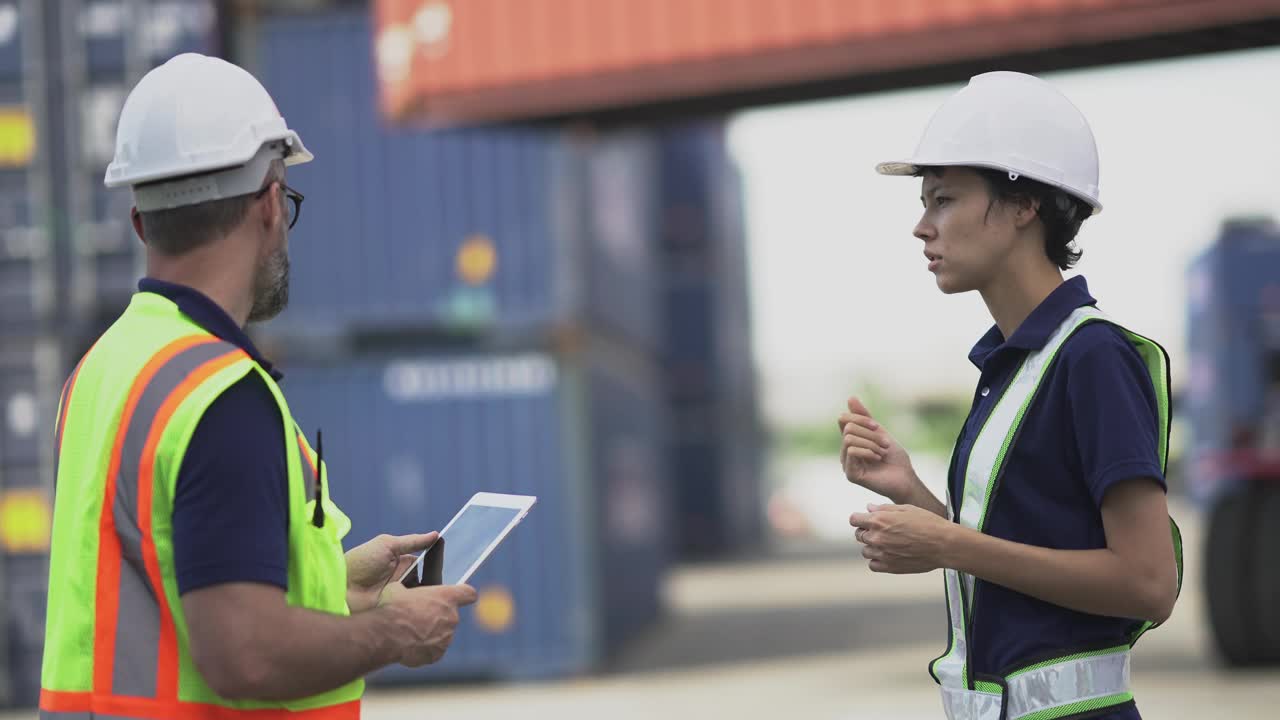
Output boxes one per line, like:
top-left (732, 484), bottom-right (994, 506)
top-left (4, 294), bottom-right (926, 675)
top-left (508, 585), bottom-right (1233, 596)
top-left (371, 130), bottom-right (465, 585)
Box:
top-left (839, 72), bottom-right (1182, 720)
top-left (38, 54), bottom-right (476, 718)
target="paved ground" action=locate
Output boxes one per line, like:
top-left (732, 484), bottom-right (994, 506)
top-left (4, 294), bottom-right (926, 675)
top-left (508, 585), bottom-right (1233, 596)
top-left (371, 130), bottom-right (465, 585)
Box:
top-left (6, 499), bottom-right (1277, 718)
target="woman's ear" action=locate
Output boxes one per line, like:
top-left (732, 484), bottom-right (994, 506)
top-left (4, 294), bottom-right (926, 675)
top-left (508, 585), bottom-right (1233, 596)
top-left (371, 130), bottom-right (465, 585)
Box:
top-left (1013, 193), bottom-right (1041, 229)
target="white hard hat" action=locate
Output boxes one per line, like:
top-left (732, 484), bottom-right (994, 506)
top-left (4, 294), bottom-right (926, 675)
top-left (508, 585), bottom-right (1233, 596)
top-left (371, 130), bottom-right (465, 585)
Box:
top-left (877, 71), bottom-right (1102, 215)
top-left (105, 53), bottom-right (313, 211)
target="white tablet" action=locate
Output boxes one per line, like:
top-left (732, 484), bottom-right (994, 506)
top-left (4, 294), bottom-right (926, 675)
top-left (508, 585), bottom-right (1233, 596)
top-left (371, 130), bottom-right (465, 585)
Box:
top-left (399, 492), bottom-right (536, 588)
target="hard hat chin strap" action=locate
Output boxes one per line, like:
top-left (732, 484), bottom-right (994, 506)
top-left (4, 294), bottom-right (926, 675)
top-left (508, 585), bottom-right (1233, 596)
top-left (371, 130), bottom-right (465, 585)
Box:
top-left (132, 141), bottom-right (287, 212)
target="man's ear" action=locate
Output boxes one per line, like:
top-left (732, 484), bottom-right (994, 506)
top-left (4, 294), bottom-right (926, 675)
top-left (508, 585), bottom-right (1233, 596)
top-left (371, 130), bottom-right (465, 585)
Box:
top-left (131, 207), bottom-right (145, 244)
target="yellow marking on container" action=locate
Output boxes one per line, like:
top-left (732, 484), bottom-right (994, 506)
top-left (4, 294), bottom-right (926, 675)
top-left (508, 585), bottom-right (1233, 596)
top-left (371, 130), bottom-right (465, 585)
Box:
top-left (457, 233), bottom-right (497, 285)
top-left (0, 106), bottom-right (35, 167)
top-left (0, 488), bottom-right (52, 553)
top-left (475, 586), bottom-right (516, 633)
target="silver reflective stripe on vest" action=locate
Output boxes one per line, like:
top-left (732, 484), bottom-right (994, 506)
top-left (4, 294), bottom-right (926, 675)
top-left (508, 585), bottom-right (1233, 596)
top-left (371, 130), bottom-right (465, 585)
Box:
top-left (1005, 647), bottom-right (1130, 720)
top-left (957, 305), bottom-right (1105, 603)
top-left (108, 339), bottom-right (241, 696)
top-left (941, 686), bottom-right (1003, 720)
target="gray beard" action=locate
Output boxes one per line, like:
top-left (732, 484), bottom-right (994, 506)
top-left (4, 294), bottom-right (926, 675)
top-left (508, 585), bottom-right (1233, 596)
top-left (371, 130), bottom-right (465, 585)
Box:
top-left (248, 246), bottom-right (289, 324)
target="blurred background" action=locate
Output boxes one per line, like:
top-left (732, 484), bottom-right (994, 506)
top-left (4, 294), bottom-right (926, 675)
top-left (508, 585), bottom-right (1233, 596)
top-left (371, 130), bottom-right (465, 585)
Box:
top-left (3, 0), bottom-right (1280, 717)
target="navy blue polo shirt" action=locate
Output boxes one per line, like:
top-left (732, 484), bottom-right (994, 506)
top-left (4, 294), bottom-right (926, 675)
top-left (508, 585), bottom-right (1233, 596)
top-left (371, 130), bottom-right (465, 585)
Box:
top-left (949, 276), bottom-right (1165, 720)
top-left (137, 279), bottom-right (291, 595)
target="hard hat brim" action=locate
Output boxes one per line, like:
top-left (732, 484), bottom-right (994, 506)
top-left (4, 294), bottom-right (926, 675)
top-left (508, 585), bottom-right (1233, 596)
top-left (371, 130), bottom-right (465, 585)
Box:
top-left (874, 158), bottom-right (1102, 216)
top-left (875, 161), bottom-right (918, 176)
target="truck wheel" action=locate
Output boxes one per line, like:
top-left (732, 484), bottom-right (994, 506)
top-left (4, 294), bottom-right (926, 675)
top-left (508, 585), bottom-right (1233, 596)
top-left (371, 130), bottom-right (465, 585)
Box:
top-left (1251, 486), bottom-right (1280, 663)
top-left (1206, 486), bottom-right (1261, 666)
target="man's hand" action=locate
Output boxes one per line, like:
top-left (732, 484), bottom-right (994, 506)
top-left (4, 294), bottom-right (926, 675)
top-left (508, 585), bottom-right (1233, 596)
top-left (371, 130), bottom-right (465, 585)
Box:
top-left (380, 583), bottom-right (479, 667)
top-left (850, 503), bottom-right (955, 574)
top-left (345, 532), bottom-right (438, 614)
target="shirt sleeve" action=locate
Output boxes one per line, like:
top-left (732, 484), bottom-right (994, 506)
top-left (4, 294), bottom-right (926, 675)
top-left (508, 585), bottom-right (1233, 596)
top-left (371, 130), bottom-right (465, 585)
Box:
top-left (1065, 323), bottom-right (1167, 508)
top-left (172, 372), bottom-right (290, 595)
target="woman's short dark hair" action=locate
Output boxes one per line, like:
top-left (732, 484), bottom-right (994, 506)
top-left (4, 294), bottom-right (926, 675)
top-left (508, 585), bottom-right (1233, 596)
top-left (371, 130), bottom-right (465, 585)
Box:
top-left (919, 166), bottom-right (1093, 270)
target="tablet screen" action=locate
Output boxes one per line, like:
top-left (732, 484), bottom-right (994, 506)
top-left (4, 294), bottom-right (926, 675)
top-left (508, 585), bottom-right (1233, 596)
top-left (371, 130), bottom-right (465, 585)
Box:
top-left (440, 504), bottom-right (522, 585)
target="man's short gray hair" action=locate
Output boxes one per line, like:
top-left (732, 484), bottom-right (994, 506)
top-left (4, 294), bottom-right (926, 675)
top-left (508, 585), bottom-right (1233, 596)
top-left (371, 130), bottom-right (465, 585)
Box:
top-left (138, 159), bottom-right (286, 256)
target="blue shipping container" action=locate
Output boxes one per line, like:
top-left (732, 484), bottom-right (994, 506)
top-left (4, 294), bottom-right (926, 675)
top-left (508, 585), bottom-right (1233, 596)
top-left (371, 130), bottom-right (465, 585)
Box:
top-left (254, 12), bottom-right (659, 351)
top-left (1, 553), bottom-right (49, 708)
top-left (1185, 218), bottom-right (1280, 504)
top-left (66, 0), bottom-right (218, 321)
top-left (0, 1), bottom-right (25, 82)
top-left (281, 342), bottom-right (669, 681)
top-left (656, 122), bottom-right (762, 558)
top-left (74, 0), bottom-right (217, 79)
top-left (0, 338), bottom-right (58, 472)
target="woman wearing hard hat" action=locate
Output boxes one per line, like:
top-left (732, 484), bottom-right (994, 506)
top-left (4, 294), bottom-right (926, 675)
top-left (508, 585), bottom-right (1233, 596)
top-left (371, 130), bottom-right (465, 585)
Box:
top-left (840, 71), bottom-right (1181, 720)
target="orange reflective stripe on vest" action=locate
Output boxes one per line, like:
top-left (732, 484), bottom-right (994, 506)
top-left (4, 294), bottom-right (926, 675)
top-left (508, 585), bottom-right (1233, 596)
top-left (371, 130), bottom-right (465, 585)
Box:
top-left (91, 336), bottom-right (245, 700)
top-left (39, 689), bottom-right (361, 719)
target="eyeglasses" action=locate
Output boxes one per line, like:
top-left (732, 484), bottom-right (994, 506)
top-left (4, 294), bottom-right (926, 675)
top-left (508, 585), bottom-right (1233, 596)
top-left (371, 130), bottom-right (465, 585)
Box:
top-left (255, 181), bottom-right (305, 229)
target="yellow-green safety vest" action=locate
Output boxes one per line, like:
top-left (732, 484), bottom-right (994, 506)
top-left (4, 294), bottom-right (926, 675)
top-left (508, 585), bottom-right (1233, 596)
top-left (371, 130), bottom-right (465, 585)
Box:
top-left (40, 291), bottom-right (364, 719)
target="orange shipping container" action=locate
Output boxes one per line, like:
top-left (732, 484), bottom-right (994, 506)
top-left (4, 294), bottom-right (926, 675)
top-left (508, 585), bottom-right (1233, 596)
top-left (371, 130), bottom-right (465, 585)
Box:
top-left (374, 0), bottom-right (1280, 124)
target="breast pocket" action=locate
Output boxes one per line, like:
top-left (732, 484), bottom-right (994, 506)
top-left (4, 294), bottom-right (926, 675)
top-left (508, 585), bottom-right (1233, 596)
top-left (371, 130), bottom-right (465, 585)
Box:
top-left (295, 431), bottom-right (354, 614)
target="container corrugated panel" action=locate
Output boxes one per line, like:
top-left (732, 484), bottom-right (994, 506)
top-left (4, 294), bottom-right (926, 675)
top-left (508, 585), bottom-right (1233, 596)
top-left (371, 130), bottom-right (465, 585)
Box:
top-left (656, 121), bottom-right (762, 558)
top-left (0, 337), bottom-right (57, 706)
top-left (0, 1), bottom-right (23, 81)
top-left (0, 176), bottom-right (50, 334)
top-left (280, 343), bottom-right (668, 681)
top-left (372, 0), bottom-right (1275, 123)
top-left (254, 12), bottom-right (659, 351)
top-left (1, 553), bottom-right (49, 708)
top-left (0, 339), bottom-right (57, 471)
top-left (67, 0), bottom-right (218, 318)
top-left (0, 3), bottom-right (49, 336)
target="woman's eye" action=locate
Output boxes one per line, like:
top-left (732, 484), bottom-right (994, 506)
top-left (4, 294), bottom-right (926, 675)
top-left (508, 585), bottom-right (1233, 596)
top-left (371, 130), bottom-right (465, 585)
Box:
top-left (935, 196), bottom-right (950, 207)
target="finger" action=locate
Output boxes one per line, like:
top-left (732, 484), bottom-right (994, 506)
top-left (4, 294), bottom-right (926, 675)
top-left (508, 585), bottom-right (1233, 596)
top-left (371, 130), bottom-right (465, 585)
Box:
top-left (868, 559), bottom-right (886, 573)
top-left (392, 554), bottom-right (419, 579)
top-left (847, 396), bottom-right (873, 417)
top-left (870, 503), bottom-right (906, 513)
top-left (843, 435), bottom-right (887, 456)
top-left (386, 532), bottom-right (440, 555)
top-left (849, 512), bottom-right (874, 528)
top-left (843, 425), bottom-right (891, 451)
top-left (845, 447), bottom-right (882, 464)
top-left (837, 413), bottom-right (881, 432)
top-left (449, 584), bottom-right (479, 606)
top-left (862, 546), bottom-right (882, 561)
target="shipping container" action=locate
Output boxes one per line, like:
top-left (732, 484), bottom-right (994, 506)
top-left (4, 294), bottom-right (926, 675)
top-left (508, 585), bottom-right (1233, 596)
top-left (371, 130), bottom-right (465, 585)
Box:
top-left (656, 122), bottom-right (762, 558)
top-left (0, 1), bottom-right (53, 337)
top-left (281, 341), bottom-right (670, 681)
top-left (0, 337), bottom-right (58, 709)
top-left (0, 1), bottom-right (23, 82)
top-left (370, 0), bottom-right (1277, 124)
top-left (63, 0), bottom-right (220, 322)
top-left (252, 11), bottom-right (660, 352)
top-left (0, 338), bottom-right (58, 479)
top-left (0, 553), bottom-right (49, 708)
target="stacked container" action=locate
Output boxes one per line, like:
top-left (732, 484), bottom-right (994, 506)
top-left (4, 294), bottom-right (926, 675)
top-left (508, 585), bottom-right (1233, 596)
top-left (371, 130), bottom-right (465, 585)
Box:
top-left (0, 0), bottom-right (218, 707)
top-left (251, 10), bottom-right (672, 682)
top-left (0, 0), bottom-right (52, 706)
top-left (657, 121), bottom-right (763, 559)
